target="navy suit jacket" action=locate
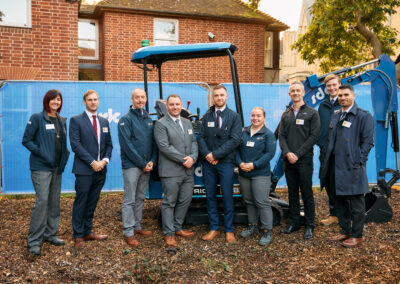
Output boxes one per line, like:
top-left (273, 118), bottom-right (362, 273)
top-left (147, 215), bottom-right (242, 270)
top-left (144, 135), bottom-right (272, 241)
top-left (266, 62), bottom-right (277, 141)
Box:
top-left (69, 112), bottom-right (113, 175)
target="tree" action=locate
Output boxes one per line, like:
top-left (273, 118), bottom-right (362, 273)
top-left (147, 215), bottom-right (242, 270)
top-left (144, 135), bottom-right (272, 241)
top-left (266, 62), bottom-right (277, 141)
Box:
top-left (293, 0), bottom-right (400, 72)
top-left (0, 10), bottom-right (4, 22)
top-left (243, 0), bottom-right (261, 11)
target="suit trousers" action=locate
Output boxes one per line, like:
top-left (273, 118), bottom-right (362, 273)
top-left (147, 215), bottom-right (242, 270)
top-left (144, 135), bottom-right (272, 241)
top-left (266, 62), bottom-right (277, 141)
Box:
top-left (122, 167), bottom-right (150, 237)
top-left (202, 162), bottom-right (235, 232)
top-left (284, 158), bottom-right (315, 228)
top-left (72, 172), bottom-right (106, 238)
top-left (239, 175), bottom-right (273, 230)
top-left (28, 170), bottom-right (62, 248)
top-left (335, 194), bottom-right (365, 238)
top-left (325, 155), bottom-right (337, 216)
top-left (161, 175), bottom-right (194, 235)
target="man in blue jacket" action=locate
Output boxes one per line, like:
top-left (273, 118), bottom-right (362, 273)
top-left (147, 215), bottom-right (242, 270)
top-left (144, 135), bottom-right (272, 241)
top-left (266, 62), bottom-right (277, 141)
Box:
top-left (318, 74), bottom-right (342, 226)
top-left (70, 90), bottom-right (113, 248)
top-left (198, 85), bottom-right (242, 243)
top-left (118, 88), bottom-right (157, 247)
top-left (321, 84), bottom-right (374, 248)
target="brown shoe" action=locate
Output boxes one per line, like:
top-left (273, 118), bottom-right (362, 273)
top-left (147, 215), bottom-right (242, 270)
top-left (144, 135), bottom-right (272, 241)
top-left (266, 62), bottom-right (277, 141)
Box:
top-left (226, 232), bottom-right (236, 243)
top-left (134, 229), bottom-right (153, 237)
top-left (320, 216), bottom-right (339, 226)
top-left (74, 238), bottom-right (85, 248)
top-left (342, 237), bottom-right (362, 248)
top-left (175, 230), bottom-right (195, 238)
top-left (327, 234), bottom-right (352, 242)
top-left (202, 230), bottom-right (220, 241)
top-left (125, 235), bottom-right (140, 247)
top-left (83, 232), bottom-right (108, 241)
top-left (165, 235), bottom-right (177, 247)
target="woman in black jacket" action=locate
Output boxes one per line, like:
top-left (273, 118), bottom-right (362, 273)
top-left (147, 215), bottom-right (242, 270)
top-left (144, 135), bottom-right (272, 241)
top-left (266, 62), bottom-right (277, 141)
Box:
top-left (22, 89), bottom-right (70, 256)
top-left (236, 107), bottom-right (276, 246)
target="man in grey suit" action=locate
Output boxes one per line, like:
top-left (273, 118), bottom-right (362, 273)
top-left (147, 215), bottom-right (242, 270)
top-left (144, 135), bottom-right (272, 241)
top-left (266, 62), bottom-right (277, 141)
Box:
top-left (154, 94), bottom-right (198, 247)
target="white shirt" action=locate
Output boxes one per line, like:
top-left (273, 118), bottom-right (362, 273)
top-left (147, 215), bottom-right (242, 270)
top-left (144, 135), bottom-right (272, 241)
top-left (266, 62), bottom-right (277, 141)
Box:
top-left (215, 105), bottom-right (226, 127)
top-left (85, 110), bottom-right (109, 164)
top-left (330, 96), bottom-right (337, 104)
top-left (168, 113), bottom-right (184, 133)
top-left (340, 104), bottom-right (354, 120)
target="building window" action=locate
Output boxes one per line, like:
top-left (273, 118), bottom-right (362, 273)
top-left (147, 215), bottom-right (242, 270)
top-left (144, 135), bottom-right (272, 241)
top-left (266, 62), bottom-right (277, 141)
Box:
top-left (78, 19), bottom-right (99, 60)
top-left (154, 18), bottom-right (178, 46)
top-left (0, 0), bottom-right (31, 28)
top-left (264, 32), bottom-right (273, 68)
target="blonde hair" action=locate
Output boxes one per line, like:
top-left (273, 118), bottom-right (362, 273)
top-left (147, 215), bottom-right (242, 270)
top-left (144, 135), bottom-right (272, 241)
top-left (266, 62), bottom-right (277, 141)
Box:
top-left (83, 89), bottom-right (98, 100)
top-left (324, 74), bottom-right (340, 84)
top-left (251, 107), bottom-right (266, 118)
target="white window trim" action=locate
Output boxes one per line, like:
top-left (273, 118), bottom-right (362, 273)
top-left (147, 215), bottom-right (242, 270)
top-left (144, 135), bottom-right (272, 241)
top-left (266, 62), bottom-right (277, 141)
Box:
top-left (78, 19), bottom-right (99, 60)
top-left (153, 18), bottom-right (179, 46)
top-left (264, 31), bottom-right (273, 68)
top-left (0, 0), bottom-right (32, 28)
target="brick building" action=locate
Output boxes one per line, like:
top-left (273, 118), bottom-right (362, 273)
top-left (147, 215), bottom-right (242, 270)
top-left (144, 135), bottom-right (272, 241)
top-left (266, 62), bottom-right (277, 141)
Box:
top-left (0, 0), bottom-right (288, 83)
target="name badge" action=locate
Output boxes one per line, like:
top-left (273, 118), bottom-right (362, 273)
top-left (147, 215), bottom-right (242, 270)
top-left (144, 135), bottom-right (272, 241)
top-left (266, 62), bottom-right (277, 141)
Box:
top-left (246, 141), bottom-right (255, 147)
top-left (334, 110), bottom-right (340, 114)
top-left (103, 127), bottom-right (109, 133)
top-left (296, 119), bottom-right (304, 125)
top-left (46, 124), bottom-right (55, 130)
top-left (208, 122), bottom-right (215, 127)
top-left (342, 121), bottom-right (352, 128)
top-left (188, 129), bottom-right (193, 135)
top-left (148, 122), bottom-right (153, 126)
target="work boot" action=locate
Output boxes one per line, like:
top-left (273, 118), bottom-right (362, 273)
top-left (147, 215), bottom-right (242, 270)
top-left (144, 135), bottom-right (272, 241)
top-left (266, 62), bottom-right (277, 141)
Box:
top-left (259, 230), bottom-right (273, 246)
top-left (320, 216), bottom-right (338, 226)
top-left (240, 224), bottom-right (259, 238)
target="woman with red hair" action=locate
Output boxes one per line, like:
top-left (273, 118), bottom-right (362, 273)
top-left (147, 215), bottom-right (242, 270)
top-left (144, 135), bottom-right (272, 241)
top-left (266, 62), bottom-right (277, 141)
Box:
top-left (22, 89), bottom-right (70, 256)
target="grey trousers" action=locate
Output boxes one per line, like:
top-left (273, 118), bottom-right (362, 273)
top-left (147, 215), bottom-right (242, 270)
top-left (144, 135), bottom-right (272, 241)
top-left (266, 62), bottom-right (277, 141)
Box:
top-left (239, 175), bottom-right (273, 230)
top-left (122, 168), bottom-right (150, 237)
top-left (161, 175), bottom-right (194, 236)
top-left (28, 170), bottom-right (62, 248)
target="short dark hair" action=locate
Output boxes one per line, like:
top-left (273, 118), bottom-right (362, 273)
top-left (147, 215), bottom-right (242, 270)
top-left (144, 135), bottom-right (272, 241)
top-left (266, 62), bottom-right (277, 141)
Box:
top-left (167, 94), bottom-right (182, 102)
top-left (339, 84), bottom-right (354, 92)
top-left (43, 89), bottom-right (63, 113)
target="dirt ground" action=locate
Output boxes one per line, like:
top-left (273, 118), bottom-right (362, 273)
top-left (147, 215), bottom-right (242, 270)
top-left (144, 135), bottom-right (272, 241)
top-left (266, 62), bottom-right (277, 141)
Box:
top-left (1, 189), bottom-right (399, 283)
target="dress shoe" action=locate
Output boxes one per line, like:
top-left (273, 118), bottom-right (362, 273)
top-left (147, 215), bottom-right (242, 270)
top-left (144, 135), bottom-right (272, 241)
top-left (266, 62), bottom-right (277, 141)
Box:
top-left (28, 246), bottom-right (41, 256)
top-left (327, 234), bottom-right (352, 242)
top-left (125, 235), bottom-right (139, 247)
top-left (342, 237), bottom-right (362, 248)
top-left (134, 229), bottom-right (153, 237)
top-left (74, 238), bottom-right (85, 248)
top-left (259, 230), bottom-right (273, 246)
top-left (83, 233), bottom-right (108, 241)
top-left (165, 235), bottom-right (177, 247)
top-left (175, 230), bottom-right (195, 238)
top-left (320, 216), bottom-right (339, 226)
top-left (304, 227), bottom-right (314, 239)
top-left (202, 230), bottom-right (220, 241)
top-left (281, 225), bottom-right (300, 234)
top-left (44, 237), bottom-right (65, 246)
top-left (226, 232), bottom-right (236, 243)
top-left (240, 224), bottom-right (259, 238)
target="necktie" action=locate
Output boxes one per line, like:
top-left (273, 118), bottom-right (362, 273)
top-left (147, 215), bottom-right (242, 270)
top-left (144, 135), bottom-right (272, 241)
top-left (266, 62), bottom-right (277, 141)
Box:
top-left (175, 119), bottom-right (184, 136)
top-left (340, 112), bottom-right (346, 120)
top-left (331, 99), bottom-right (335, 106)
top-left (92, 115), bottom-right (98, 138)
top-left (216, 110), bottom-right (221, 130)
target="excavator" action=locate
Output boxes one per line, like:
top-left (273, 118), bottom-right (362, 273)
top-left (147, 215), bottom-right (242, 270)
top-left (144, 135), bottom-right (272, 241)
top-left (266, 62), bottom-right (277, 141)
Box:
top-left (131, 43), bottom-right (399, 225)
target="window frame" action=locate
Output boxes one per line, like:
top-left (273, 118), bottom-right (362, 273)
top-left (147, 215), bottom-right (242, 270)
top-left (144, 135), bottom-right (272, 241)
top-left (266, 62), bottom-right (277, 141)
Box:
top-left (153, 18), bottom-right (179, 46)
top-left (78, 19), bottom-right (99, 60)
top-left (0, 0), bottom-right (32, 28)
top-left (264, 31), bottom-right (273, 68)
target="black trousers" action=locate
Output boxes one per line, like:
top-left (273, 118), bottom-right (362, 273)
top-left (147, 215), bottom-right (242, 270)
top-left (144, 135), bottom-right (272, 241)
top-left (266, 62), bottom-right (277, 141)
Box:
top-left (326, 156), bottom-right (337, 216)
top-left (284, 158), bottom-right (315, 228)
top-left (335, 194), bottom-right (365, 238)
top-left (72, 172), bottom-right (106, 238)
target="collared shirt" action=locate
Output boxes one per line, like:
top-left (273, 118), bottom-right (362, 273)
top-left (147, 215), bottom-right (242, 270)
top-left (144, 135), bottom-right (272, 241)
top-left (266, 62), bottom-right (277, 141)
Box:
top-left (168, 113), bottom-right (184, 133)
top-left (215, 105), bottom-right (226, 126)
top-left (291, 103), bottom-right (304, 117)
top-left (330, 96), bottom-right (337, 104)
top-left (250, 125), bottom-right (263, 137)
top-left (340, 104), bottom-right (354, 120)
top-left (85, 109), bottom-right (109, 164)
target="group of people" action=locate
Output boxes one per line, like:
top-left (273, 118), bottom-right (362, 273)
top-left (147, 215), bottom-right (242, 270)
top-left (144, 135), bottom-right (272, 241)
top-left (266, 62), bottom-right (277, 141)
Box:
top-left (22, 77), bottom-right (374, 256)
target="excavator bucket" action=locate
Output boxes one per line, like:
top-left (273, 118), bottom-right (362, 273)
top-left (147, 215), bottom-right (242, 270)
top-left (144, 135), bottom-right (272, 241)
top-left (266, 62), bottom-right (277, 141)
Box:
top-left (364, 186), bottom-right (393, 223)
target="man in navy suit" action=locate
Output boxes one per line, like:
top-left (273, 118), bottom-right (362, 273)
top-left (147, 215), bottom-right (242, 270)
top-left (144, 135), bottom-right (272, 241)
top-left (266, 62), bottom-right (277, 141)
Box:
top-left (69, 89), bottom-right (113, 248)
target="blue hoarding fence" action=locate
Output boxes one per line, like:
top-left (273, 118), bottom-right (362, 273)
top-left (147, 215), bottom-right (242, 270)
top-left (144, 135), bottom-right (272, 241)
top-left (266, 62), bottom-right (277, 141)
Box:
top-left (0, 81), bottom-right (397, 194)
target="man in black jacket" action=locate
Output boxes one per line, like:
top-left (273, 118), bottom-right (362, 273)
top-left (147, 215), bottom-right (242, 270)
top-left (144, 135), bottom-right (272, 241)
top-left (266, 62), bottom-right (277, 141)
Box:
top-left (318, 74), bottom-right (342, 226)
top-left (279, 81), bottom-right (320, 239)
top-left (198, 85), bottom-right (242, 243)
